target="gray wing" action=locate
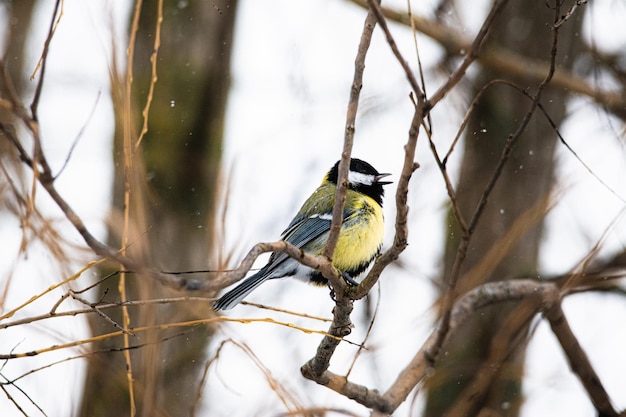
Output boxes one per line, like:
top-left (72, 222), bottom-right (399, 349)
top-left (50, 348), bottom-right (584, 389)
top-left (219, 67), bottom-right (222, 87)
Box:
top-left (265, 213), bottom-right (333, 270)
top-left (268, 208), bottom-right (357, 270)
top-left (212, 214), bottom-right (333, 310)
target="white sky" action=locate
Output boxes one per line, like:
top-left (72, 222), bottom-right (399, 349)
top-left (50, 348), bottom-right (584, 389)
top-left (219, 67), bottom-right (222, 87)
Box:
top-left (0, 0), bottom-right (625, 416)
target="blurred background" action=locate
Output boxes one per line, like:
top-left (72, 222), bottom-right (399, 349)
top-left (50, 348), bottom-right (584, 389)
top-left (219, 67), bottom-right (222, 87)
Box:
top-left (0, 0), bottom-right (625, 416)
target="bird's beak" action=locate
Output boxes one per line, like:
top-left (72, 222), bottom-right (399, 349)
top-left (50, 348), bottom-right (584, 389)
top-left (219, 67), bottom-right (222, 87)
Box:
top-left (374, 173), bottom-right (392, 185)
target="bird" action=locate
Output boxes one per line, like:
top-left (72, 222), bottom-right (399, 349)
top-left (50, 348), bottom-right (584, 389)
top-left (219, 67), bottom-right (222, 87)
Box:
top-left (213, 158), bottom-right (391, 310)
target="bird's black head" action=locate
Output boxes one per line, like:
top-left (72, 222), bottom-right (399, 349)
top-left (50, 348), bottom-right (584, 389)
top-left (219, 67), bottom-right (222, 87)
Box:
top-left (326, 158), bottom-right (391, 206)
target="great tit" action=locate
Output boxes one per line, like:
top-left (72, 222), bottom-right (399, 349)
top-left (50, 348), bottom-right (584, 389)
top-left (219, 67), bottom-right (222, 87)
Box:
top-left (213, 158), bottom-right (391, 310)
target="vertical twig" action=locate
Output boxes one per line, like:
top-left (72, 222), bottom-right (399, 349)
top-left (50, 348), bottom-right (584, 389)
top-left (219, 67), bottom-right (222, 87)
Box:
top-left (119, 1), bottom-right (146, 415)
top-left (19, 0), bottom-right (64, 264)
top-left (426, 0), bottom-right (509, 108)
top-left (427, 0), bottom-right (513, 363)
top-left (323, 4), bottom-right (380, 281)
top-left (350, 1), bottom-right (427, 299)
top-left (545, 301), bottom-right (618, 416)
top-left (29, 0), bottom-right (63, 120)
top-left (367, 0), bottom-right (421, 94)
top-left (134, 0), bottom-right (164, 151)
top-left (304, 1), bottom-right (381, 381)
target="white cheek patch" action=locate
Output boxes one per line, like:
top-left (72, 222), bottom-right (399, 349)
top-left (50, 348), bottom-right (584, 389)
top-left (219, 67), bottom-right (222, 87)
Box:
top-left (348, 170), bottom-right (376, 186)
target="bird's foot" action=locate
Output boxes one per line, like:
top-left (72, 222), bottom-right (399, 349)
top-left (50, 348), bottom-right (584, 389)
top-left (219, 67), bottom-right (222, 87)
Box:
top-left (328, 273), bottom-right (358, 302)
top-left (341, 272), bottom-right (359, 286)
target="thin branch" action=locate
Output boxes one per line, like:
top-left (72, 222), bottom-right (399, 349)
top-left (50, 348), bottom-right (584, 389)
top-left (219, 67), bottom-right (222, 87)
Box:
top-left (361, 4), bottom-right (434, 301)
top-left (0, 376), bottom-right (47, 417)
top-left (119, 1), bottom-right (147, 412)
top-left (425, 125), bottom-right (468, 235)
top-left (346, 0), bottom-right (435, 296)
top-left (54, 91), bottom-right (101, 180)
top-left (306, 2), bottom-right (384, 383)
top-left (209, 240), bottom-right (337, 291)
top-left (345, 285), bottom-right (380, 379)
top-left (349, 107), bottom-right (422, 300)
top-left (4, 327), bottom-right (196, 385)
top-left (0, 316), bottom-right (344, 361)
top-left (545, 301), bottom-right (618, 416)
top-left (406, 0), bottom-right (432, 133)
top-left (1, 112), bottom-right (207, 291)
top-left (218, 249), bottom-right (625, 414)
top-left (29, 0), bottom-right (63, 120)
top-left (381, 280), bottom-right (558, 413)
top-left (1, 296), bottom-right (214, 330)
top-left (427, 0), bottom-right (509, 109)
top-left (305, 279), bottom-right (563, 414)
top-left (406, 0), bottom-right (511, 366)
top-left (70, 291), bottom-right (134, 336)
top-left (301, 299), bottom-right (355, 378)
top-left (442, 79), bottom-right (506, 165)
top-left (445, 298), bottom-right (540, 417)
top-left (354, 0), bottom-right (432, 301)
top-left (466, 0), bottom-right (559, 237)
top-left (354, 0), bottom-right (510, 304)
top-left (0, 122), bottom-right (31, 167)
top-left (349, 0), bottom-right (626, 119)
top-left (554, 0), bottom-right (588, 28)
top-left (323, 4), bottom-right (380, 294)
top-left (0, 260), bottom-right (105, 321)
top-left (366, 0), bottom-right (422, 95)
top-left (134, 0), bottom-right (164, 151)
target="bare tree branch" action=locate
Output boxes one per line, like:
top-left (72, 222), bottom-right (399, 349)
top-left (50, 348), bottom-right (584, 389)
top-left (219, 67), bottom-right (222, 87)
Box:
top-left (29, 0), bottom-right (62, 120)
top-left (366, 0), bottom-right (422, 95)
top-left (1, 1), bottom-right (624, 415)
top-left (304, 278), bottom-right (622, 415)
top-left (545, 301), bottom-right (618, 417)
top-left (349, 0), bottom-right (626, 119)
top-left (324, 3), bottom-right (380, 295)
top-left (304, 1), bottom-right (382, 385)
top-left (421, 0), bottom-right (513, 368)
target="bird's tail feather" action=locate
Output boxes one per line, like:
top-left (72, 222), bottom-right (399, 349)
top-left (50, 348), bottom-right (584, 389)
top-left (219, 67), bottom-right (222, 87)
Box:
top-left (213, 270), bottom-right (270, 311)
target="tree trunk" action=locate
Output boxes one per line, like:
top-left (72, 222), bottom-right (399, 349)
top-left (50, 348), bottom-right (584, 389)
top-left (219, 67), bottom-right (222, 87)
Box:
top-left (424, 1), bottom-right (584, 416)
top-left (78, 1), bottom-right (238, 416)
top-left (0, 0), bottom-right (37, 154)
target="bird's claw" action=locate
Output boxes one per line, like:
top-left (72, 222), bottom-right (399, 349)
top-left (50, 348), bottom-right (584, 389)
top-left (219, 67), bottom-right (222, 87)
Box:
top-left (341, 272), bottom-right (359, 286)
top-left (328, 273), bottom-right (358, 302)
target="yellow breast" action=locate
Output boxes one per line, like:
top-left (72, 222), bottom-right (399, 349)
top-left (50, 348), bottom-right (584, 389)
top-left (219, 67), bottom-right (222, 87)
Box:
top-left (333, 192), bottom-right (384, 273)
